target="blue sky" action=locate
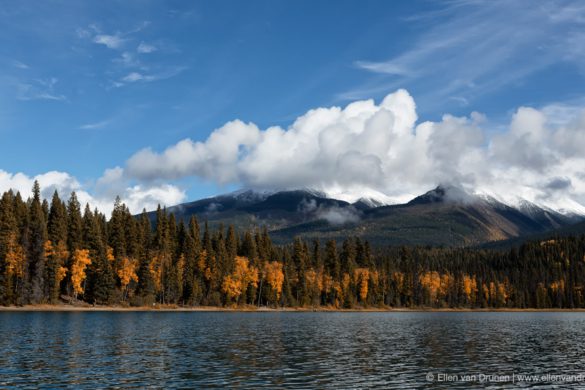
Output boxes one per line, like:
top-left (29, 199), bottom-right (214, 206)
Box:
top-left (1, 0), bottom-right (585, 213)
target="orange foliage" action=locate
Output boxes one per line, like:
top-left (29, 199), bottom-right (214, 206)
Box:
top-left (45, 240), bottom-right (69, 263)
top-left (106, 246), bottom-right (115, 262)
top-left (489, 282), bottom-right (496, 301)
top-left (419, 271), bottom-right (452, 304)
top-left (5, 233), bottom-right (25, 278)
top-left (462, 275), bottom-right (478, 301)
top-left (321, 273), bottom-right (334, 295)
top-left (550, 279), bottom-right (565, 294)
top-left (44, 240), bottom-right (54, 258)
top-left (482, 283), bottom-right (490, 302)
top-left (149, 253), bottom-right (165, 294)
top-left (71, 249), bottom-right (92, 296)
top-left (56, 266), bottom-right (68, 285)
top-left (197, 250), bottom-right (207, 273)
top-left (305, 268), bottom-right (320, 293)
top-left (44, 240), bottom-right (69, 292)
top-left (497, 282), bottom-right (508, 302)
top-left (197, 250), bottom-right (214, 282)
top-left (264, 261), bottom-right (285, 300)
top-left (353, 268), bottom-right (370, 301)
top-left (221, 256), bottom-right (259, 301)
top-left (118, 257), bottom-right (139, 290)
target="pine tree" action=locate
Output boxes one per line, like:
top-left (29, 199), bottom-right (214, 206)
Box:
top-left (46, 191), bottom-right (68, 302)
top-left (136, 210), bottom-right (155, 302)
top-left (83, 205), bottom-right (114, 304)
top-left (0, 191), bottom-right (20, 304)
top-left (325, 240), bottom-right (340, 280)
top-left (26, 181), bottom-right (48, 303)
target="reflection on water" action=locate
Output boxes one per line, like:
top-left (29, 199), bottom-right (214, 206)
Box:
top-left (1, 312), bottom-right (585, 388)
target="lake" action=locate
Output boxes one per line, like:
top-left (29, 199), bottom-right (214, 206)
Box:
top-left (1, 311), bottom-right (585, 388)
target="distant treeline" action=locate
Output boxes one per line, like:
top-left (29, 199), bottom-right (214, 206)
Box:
top-left (1, 182), bottom-right (585, 308)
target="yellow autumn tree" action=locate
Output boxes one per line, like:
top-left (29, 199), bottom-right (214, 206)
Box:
top-left (149, 251), bottom-right (170, 296)
top-left (419, 271), bottom-right (452, 305)
top-left (221, 256), bottom-right (259, 303)
top-left (197, 250), bottom-right (214, 282)
top-left (52, 241), bottom-right (70, 268)
top-left (71, 249), bottom-right (92, 298)
top-left (264, 261), bottom-right (285, 304)
top-left (550, 279), bottom-right (565, 294)
top-left (354, 268), bottom-right (370, 302)
top-left (44, 240), bottom-right (54, 258)
top-left (321, 273), bottom-right (334, 296)
top-left (197, 250), bottom-right (207, 274)
top-left (340, 272), bottom-right (351, 305)
top-left (304, 268), bottom-right (322, 305)
top-left (44, 240), bottom-right (69, 301)
top-left (118, 257), bottom-right (139, 300)
top-left (462, 275), bottom-right (478, 303)
top-left (5, 233), bottom-right (26, 279)
top-left (106, 246), bottom-right (115, 262)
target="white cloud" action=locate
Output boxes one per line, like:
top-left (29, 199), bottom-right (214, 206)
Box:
top-left (354, 61), bottom-right (412, 76)
top-left (123, 89), bottom-right (585, 214)
top-left (113, 52), bottom-right (140, 67)
top-left (116, 66), bottom-right (187, 86)
top-left (79, 119), bottom-right (110, 130)
top-left (93, 34), bottom-right (125, 49)
top-left (12, 60), bottom-right (29, 69)
top-left (137, 42), bottom-right (156, 53)
top-left (0, 169), bottom-right (186, 215)
top-left (122, 72), bottom-right (144, 82)
top-left (16, 78), bottom-right (66, 101)
top-left (76, 23), bottom-right (183, 89)
top-left (346, 0), bottom-right (585, 110)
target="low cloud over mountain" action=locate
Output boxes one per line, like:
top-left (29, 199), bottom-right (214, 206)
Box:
top-left (124, 89), bottom-right (585, 213)
top-left (1, 89), bottom-right (584, 214)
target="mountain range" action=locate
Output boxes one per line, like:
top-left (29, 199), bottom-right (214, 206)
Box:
top-left (152, 186), bottom-right (584, 247)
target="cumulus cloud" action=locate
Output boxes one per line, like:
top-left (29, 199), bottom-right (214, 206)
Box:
top-left (122, 89), bottom-right (585, 214)
top-left (4, 89), bottom-right (583, 216)
top-left (0, 169), bottom-right (186, 215)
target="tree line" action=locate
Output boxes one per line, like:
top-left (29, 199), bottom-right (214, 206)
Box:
top-left (1, 182), bottom-right (584, 308)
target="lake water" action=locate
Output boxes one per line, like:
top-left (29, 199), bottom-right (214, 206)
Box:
top-left (1, 311), bottom-right (585, 388)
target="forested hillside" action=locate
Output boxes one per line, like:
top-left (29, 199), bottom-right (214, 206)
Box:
top-left (1, 182), bottom-right (584, 309)
top-left (153, 187), bottom-right (580, 247)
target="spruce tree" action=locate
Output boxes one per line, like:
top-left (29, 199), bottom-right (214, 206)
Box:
top-left (136, 210), bottom-right (155, 302)
top-left (26, 181), bottom-right (48, 304)
top-left (46, 191), bottom-right (68, 302)
top-left (83, 205), bottom-right (114, 304)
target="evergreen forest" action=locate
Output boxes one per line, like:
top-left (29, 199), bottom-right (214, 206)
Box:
top-left (1, 182), bottom-right (584, 309)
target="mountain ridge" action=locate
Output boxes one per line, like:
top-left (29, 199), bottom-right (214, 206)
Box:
top-left (153, 186), bottom-right (584, 247)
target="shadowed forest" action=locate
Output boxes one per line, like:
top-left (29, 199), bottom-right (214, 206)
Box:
top-left (1, 182), bottom-right (584, 309)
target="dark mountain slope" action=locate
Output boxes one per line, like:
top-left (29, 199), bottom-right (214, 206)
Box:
top-left (149, 186), bottom-right (583, 247)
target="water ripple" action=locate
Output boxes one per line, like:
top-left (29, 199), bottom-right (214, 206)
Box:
top-left (0, 312), bottom-right (584, 388)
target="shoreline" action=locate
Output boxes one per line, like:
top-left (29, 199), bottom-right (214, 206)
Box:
top-left (2, 305), bottom-right (585, 313)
